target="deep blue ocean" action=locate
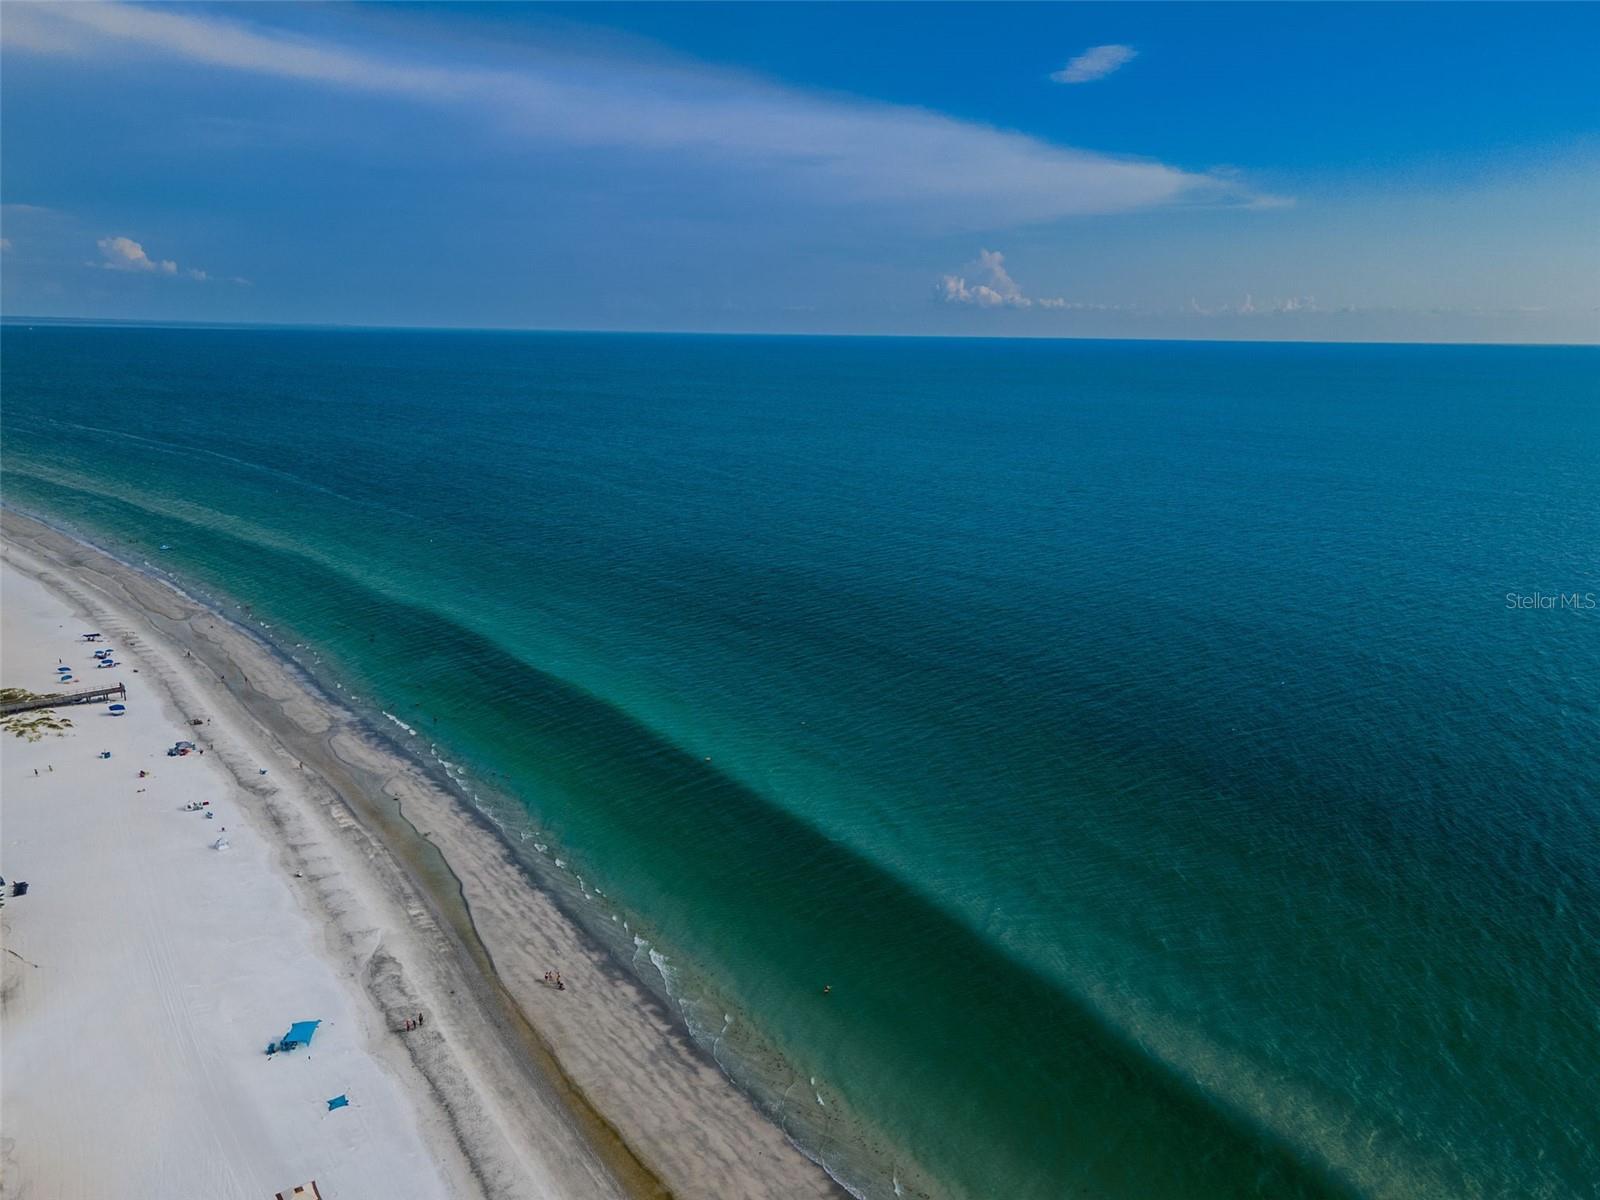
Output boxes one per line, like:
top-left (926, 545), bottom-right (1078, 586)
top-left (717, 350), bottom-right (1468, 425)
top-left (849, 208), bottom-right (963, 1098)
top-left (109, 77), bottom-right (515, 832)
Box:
top-left (3, 326), bottom-right (1597, 1200)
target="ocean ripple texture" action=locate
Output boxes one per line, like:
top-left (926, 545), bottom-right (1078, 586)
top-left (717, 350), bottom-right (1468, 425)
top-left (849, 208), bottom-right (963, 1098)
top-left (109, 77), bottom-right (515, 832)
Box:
top-left (3, 327), bottom-right (1597, 1200)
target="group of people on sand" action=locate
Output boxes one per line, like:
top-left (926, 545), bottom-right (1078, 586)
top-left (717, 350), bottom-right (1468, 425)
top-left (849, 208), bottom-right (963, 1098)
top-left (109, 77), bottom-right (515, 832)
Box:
top-left (543, 970), bottom-right (566, 991)
top-left (401, 1013), bottom-right (426, 1032)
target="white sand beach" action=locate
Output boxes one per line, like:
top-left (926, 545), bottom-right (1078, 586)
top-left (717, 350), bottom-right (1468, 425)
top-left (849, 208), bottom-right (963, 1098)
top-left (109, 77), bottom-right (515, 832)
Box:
top-left (0, 563), bottom-right (477, 1198)
top-left (0, 514), bottom-right (844, 1200)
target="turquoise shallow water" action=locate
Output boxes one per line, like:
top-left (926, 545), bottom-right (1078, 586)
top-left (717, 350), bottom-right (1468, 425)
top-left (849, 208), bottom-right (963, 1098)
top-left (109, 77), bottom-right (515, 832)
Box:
top-left (3, 326), bottom-right (1597, 1199)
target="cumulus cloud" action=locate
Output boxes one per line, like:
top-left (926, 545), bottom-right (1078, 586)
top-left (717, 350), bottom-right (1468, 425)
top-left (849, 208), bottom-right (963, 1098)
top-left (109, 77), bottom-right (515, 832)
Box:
top-left (0, 6), bottom-right (1269, 227)
top-left (97, 235), bottom-right (178, 274)
top-left (1051, 45), bottom-right (1138, 85)
top-left (92, 235), bottom-right (244, 283)
top-left (937, 249), bottom-right (1067, 310)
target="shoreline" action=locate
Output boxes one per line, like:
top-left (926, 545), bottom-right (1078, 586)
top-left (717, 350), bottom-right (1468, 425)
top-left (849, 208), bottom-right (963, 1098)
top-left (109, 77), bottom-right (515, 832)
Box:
top-left (1, 507), bottom-right (848, 1200)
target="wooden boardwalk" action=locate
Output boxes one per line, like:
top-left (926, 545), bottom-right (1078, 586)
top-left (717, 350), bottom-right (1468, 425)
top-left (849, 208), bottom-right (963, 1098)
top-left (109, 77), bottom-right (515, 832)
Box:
top-left (0, 682), bottom-right (127, 717)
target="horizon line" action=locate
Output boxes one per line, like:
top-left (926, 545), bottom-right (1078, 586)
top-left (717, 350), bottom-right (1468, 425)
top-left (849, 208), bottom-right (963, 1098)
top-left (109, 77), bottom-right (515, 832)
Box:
top-left (1, 314), bottom-right (1592, 351)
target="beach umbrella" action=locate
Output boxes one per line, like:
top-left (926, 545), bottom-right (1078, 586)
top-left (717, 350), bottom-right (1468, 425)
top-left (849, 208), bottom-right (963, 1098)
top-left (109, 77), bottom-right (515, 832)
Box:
top-left (326, 1094), bottom-right (349, 1111)
top-left (108, 704), bottom-right (127, 715)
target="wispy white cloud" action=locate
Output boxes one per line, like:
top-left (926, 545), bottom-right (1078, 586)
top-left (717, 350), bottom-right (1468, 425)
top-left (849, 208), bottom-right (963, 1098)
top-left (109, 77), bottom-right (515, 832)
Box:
top-left (3, 6), bottom-right (1263, 227)
top-left (938, 249), bottom-right (1067, 310)
top-left (1187, 294), bottom-right (1322, 316)
top-left (0, 238), bottom-right (12, 253)
top-left (1051, 45), bottom-right (1138, 85)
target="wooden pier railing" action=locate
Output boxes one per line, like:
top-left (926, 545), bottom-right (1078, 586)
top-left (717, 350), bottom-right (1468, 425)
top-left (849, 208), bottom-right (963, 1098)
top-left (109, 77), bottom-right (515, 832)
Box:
top-left (0, 683), bottom-right (128, 717)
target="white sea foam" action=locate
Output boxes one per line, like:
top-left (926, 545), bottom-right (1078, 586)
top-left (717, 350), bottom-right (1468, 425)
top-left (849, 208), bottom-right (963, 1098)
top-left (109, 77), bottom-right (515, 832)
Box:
top-left (630, 935), bottom-right (653, 975)
top-left (646, 947), bottom-right (683, 1013)
top-left (648, 947), bottom-right (672, 982)
top-left (381, 712), bottom-right (418, 736)
top-left (710, 1012), bottom-right (734, 1068)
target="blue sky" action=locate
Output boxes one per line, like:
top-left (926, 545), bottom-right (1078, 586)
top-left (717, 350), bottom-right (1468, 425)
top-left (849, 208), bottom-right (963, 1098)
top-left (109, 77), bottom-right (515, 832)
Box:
top-left (2, 2), bottom-right (1596, 342)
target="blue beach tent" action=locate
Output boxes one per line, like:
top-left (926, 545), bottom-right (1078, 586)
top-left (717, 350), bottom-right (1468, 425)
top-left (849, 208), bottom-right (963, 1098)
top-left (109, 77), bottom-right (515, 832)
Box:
top-left (268, 1020), bottom-right (323, 1054)
top-left (283, 1020), bottom-right (321, 1047)
top-left (326, 1094), bottom-right (349, 1111)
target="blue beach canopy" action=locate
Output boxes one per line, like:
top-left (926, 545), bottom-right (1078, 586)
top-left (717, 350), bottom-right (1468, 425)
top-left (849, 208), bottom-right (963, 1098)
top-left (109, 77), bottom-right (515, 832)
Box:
top-left (326, 1094), bottom-right (349, 1111)
top-left (283, 1020), bottom-right (321, 1046)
